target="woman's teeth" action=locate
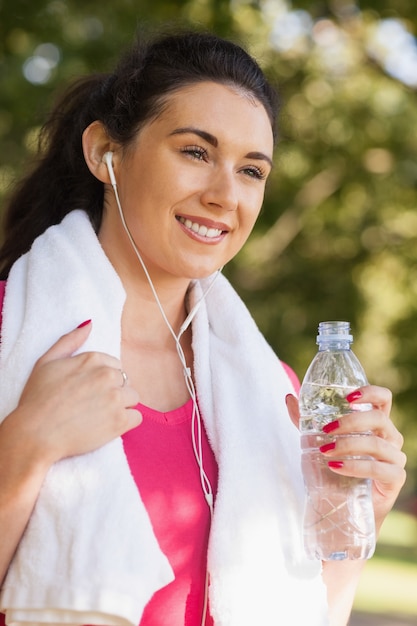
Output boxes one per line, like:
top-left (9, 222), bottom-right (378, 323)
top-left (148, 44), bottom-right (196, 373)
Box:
top-left (178, 216), bottom-right (222, 238)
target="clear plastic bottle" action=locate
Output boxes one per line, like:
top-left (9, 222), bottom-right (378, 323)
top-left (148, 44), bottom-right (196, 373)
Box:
top-left (299, 321), bottom-right (376, 561)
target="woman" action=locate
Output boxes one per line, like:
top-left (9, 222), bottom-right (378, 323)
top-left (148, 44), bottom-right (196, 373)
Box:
top-left (0, 29), bottom-right (406, 626)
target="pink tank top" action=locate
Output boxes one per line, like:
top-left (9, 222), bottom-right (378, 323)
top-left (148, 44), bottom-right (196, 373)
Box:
top-left (123, 400), bottom-right (217, 625)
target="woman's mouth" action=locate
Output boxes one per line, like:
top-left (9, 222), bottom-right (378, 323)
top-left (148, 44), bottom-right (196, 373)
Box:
top-left (176, 216), bottom-right (224, 239)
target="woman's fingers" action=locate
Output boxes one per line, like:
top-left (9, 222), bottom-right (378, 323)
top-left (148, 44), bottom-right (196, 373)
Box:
top-left (320, 432), bottom-right (405, 464)
top-left (347, 384), bottom-right (392, 418)
top-left (325, 456), bottom-right (406, 489)
top-left (324, 409), bottom-right (404, 452)
top-left (14, 321), bottom-right (142, 464)
top-left (319, 385), bottom-right (407, 528)
top-left (286, 384), bottom-right (407, 530)
top-left (285, 393), bottom-right (300, 429)
top-left (317, 385), bottom-right (401, 449)
top-left (319, 434), bottom-right (407, 483)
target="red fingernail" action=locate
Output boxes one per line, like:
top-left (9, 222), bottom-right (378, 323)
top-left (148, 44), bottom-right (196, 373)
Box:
top-left (77, 319), bottom-right (92, 328)
top-left (328, 460), bottom-right (344, 469)
top-left (346, 390), bottom-right (362, 402)
top-left (323, 420), bottom-right (340, 434)
top-left (320, 441), bottom-right (336, 453)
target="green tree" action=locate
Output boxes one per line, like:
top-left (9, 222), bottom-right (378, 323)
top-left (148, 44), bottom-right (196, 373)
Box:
top-left (225, 0), bottom-right (417, 497)
top-left (1, 0), bottom-right (417, 495)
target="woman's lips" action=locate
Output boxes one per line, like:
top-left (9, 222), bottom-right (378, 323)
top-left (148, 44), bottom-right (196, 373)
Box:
top-left (176, 215), bottom-right (226, 239)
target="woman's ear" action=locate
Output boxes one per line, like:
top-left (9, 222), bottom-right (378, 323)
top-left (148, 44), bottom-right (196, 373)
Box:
top-left (82, 121), bottom-right (117, 184)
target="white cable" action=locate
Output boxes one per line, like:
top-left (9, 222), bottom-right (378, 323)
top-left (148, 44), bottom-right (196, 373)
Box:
top-left (110, 179), bottom-right (215, 624)
top-left (111, 179), bottom-right (216, 508)
top-left (111, 180), bottom-right (217, 494)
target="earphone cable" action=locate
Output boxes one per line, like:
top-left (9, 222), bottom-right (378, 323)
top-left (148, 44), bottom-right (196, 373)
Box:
top-left (111, 179), bottom-right (216, 511)
top-left (109, 176), bottom-right (215, 626)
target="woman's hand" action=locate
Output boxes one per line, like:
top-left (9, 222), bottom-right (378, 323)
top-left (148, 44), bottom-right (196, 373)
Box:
top-left (286, 387), bottom-right (406, 626)
top-left (286, 386), bottom-right (407, 533)
top-left (0, 320), bottom-right (142, 585)
top-left (3, 320), bottom-right (141, 468)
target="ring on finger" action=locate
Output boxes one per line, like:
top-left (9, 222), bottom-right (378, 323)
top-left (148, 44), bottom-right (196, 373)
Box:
top-left (120, 369), bottom-right (128, 387)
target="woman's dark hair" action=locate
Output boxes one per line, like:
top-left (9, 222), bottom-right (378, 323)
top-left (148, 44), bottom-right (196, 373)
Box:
top-left (0, 28), bottom-right (279, 278)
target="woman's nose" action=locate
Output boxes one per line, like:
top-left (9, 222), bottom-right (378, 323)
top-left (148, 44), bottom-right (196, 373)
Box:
top-left (200, 168), bottom-right (239, 212)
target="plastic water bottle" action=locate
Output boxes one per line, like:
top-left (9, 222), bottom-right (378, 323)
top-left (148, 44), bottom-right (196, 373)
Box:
top-left (299, 321), bottom-right (376, 561)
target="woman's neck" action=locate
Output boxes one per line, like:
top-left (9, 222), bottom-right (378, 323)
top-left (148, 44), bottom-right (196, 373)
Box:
top-left (120, 283), bottom-right (194, 412)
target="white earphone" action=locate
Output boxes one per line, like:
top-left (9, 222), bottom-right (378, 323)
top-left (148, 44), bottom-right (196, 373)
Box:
top-left (103, 151), bottom-right (117, 187)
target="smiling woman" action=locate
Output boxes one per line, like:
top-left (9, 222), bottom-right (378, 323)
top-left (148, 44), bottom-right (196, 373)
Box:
top-left (0, 27), bottom-right (406, 626)
top-left (90, 81), bottom-right (274, 284)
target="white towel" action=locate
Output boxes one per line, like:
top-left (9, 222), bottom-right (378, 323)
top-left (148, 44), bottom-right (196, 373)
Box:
top-left (0, 210), bottom-right (329, 626)
top-left (190, 276), bottom-right (329, 626)
top-left (0, 211), bottom-right (174, 626)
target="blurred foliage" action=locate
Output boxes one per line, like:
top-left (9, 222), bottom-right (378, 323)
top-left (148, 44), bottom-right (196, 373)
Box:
top-left (1, 0), bottom-right (417, 494)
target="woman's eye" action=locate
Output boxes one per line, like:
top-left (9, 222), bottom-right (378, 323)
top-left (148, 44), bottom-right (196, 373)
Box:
top-left (242, 166), bottom-right (267, 181)
top-left (181, 145), bottom-right (208, 161)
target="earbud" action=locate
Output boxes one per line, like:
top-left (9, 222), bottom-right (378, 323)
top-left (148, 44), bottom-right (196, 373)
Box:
top-left (103, 151), bottom-right (117, 187)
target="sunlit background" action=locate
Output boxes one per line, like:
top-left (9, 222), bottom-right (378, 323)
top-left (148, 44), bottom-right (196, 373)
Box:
top-left (1, 1), bottom-right (417, 623)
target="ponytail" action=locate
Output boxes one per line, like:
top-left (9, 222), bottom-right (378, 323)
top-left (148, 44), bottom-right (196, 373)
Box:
top-left (0, 74), bottom-right (112, 279)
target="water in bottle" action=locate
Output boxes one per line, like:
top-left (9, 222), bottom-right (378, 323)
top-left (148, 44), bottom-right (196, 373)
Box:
top-left (299, 321), bottom-right (376, 561)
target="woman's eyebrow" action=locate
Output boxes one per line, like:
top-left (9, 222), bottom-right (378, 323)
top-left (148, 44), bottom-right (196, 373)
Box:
top-left (245, 151), bottom-right (273, 169)
top-left (170, 126), bottom-right (218, 147)
top-left (170, 126), bottom-right (273, 168)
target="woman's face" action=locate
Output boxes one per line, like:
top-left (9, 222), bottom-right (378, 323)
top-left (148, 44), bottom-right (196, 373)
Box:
top-left (100, 81), bottom-right (274, 282)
